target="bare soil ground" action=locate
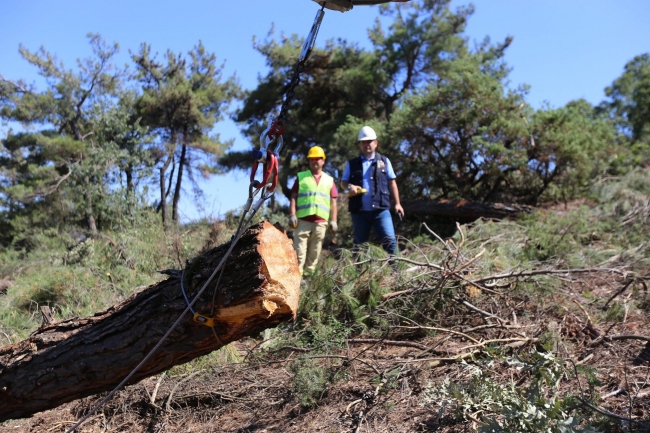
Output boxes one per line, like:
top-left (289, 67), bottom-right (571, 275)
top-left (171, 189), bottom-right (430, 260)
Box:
top-left (2, 267), bottom-right (649, 433)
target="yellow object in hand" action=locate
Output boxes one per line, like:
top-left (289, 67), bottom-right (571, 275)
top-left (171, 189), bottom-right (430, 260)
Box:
top-left (347, 188), bottom-right (366, 197)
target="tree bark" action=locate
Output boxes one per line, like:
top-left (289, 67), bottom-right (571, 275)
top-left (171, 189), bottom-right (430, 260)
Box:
top-left (125, 164), bottom-right (134, 197)
top-left (83, 176), bottom-right (98, 237)
top-left (172, 144), bottom-right (186, 222)
top-left (0, 221), bottom-right (300, 422)
top-left (401, 199), bottom-right (534, 222)
top-left (158, 153), bottom-right (173, 227)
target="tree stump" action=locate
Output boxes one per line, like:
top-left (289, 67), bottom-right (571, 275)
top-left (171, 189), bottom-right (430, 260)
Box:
top-left (0, 221), bottom-right (300, 422)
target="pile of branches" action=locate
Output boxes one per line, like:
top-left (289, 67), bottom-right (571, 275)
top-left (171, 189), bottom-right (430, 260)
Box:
top-left (294, 222), bottom-right (650, 431)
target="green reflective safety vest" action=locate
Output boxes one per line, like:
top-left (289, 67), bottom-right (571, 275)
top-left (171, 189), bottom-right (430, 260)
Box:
top-left (295, 171), bottom-right (334, 220)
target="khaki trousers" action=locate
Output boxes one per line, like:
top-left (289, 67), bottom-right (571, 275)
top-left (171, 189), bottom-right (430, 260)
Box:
top-left (293, 219), bottom-right (328, 275)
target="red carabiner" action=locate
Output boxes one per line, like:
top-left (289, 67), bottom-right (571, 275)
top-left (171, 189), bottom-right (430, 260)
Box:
top-left (250, 151), bottom-right (279, 192)
top-left (265, 119), bottom-right (284, 143)
top-left (267, 154), bottom-right (279, 192)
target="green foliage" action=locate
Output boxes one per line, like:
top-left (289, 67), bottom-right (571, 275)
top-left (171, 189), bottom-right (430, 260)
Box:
top-left (288, 357), bottom-right (329, 408)
top-left (389, 48), bottom-right (528, 202)
top-left (1, 32), bottom-right (242, 248)
top-left (422, 353), bottom-right (600, 433)
top-left (576, 365), bottom-right (603, 398)
top-left (88, 100), bottom-right (155, 199)
top-left (296, 245), bottom-right (401, 329)
top-left (307, 316), bottom-right (353, 352)
top-left (0, 33), bottom-right (120, 129)
top-left (602, 300), bottom-right (625, 322)
top-left (391, 61), bottom-right (618, 204)
top-left (285, 318), bottom-right (351, 408)
top-left (131, 41), bottom-right (241, 224)
top-left (465, 172), bottom-right (649, 271)
top-left (0, 35), bottom-right (157, 245)
top-left (0, 127), bottom-right (154, 248)
top-left (595, 53), bottom-right (650, 172)
top-left (601, 53), bottom-right (650, 143)
top-left (526, 100), bottom-right (617, 203)
top-left (0, 208), bottom-right (212, 342)
top-left (521, 207), bottom-right (600, 262)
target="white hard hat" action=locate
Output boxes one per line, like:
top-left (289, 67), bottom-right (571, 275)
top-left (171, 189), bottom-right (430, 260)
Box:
top-left (358, 126), bottom-right (377, 141)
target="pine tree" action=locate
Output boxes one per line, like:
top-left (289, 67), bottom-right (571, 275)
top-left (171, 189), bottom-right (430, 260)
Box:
top-left (131, 42), bottom-right (241, 225)
top-left (0, 34), bottom-right (125, 242)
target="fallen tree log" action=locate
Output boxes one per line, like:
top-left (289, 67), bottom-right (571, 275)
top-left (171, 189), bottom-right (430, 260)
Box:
top-left (401, 199), bottom-right (534, 221)
top-left (0, 221), bottom-right (300, 422)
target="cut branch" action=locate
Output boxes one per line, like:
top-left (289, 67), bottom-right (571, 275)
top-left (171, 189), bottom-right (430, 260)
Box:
top-left (0, 221), bottom-right (300, 422)
top-left (396, 350), bottom-right (479, 367)
top-left (471, 267), bottom-right (629, 285)
top-left (458, 338), bottom-right (539, 351)
top-left (346, 338), bottom-right (428, 351)
top-left (589, 334), bottom-right (650, 348)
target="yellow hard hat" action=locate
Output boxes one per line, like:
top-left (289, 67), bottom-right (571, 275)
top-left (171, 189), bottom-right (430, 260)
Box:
top-left (307, 146), bottom-right (326, 160)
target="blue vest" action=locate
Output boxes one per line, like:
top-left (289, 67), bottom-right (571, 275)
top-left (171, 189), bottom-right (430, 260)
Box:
top-left (347, 153), bottom-right (391, 213)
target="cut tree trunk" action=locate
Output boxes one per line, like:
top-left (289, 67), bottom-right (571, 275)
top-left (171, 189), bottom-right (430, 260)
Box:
top-left (401, 199), bottom-right (534, 222)
top-left (0, 221), bottom-right (300, 422)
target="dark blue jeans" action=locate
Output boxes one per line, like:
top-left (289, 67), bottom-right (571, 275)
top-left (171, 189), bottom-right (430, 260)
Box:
top-left (351, 209), bottom-right (397, 254)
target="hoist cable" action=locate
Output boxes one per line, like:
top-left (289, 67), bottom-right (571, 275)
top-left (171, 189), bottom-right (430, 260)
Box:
top-left (180, 269), bottom-right (195, 314)
top-left (268, 5), bottom-right (325, 139)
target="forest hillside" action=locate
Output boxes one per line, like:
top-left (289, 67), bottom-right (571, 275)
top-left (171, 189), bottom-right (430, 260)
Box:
top-left (1, 1), bottom-right (650, 431)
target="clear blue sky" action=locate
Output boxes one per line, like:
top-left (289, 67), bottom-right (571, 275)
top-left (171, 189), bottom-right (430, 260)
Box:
top-left (1, 1), bottom-right (649, 221)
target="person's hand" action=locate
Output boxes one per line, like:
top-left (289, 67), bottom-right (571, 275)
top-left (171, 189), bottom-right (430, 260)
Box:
top-left (329, 220), bottom-right (338, 233)
top-left (289, 215), bottom-right (298, 229)
top-left (347, 185), bottom-right (365, 197)
top-left (394, 204), bottom-right (404, 220)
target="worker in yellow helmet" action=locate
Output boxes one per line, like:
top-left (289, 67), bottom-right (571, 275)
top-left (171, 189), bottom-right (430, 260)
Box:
top-left (289, 146), bottom-right (339, 276)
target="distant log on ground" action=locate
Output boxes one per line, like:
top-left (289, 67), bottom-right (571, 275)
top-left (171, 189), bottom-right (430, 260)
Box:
top-left (0, 221), bottom-right (300, 422)
top-left (402, 199), bottom-right (534, 221)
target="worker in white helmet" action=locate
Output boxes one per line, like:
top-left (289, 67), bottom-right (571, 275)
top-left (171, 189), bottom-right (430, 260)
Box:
top-left (341, 126), bottom-right (404, 255)
top-left (289, 146), bottom-right (339, 276)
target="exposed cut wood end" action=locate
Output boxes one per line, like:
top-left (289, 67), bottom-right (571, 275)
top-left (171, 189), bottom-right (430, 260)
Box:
top-left (257, 221), bottom-right (301, 319)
